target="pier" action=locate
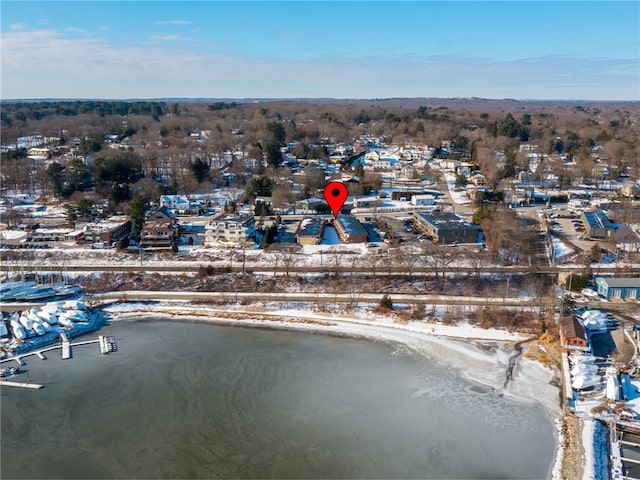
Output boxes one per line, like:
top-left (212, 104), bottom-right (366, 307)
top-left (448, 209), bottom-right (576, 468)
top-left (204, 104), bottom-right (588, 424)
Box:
top-left (0, 380), bottom-right (44, 389)
top-left (0, 335), bottom-right (118, 365)
top-left (60, 332), bottom-right (71, 359)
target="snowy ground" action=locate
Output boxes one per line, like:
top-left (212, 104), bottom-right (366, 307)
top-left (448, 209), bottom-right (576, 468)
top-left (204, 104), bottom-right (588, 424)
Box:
top-left (551, 235), bottom-right (576, 260)
top-left (443, 172), bottom-right (472, 205)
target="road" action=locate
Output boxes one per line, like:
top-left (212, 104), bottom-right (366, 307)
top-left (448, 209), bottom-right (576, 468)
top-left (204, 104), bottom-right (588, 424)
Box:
top-left (86, 290), bottom-right (539, 306)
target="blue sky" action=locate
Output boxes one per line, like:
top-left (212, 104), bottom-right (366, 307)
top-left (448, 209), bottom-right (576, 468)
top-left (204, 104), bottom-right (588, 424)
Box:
top-left (1, 1), bottom-right (639, 100)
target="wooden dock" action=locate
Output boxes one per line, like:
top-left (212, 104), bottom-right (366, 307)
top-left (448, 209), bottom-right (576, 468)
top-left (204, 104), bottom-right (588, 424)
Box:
top-left (0, 380), bottom-right (44, 389)
top-left (0, 334), bottom-right (117, 368)
top-left (60, 332), bottom-right (71, 360)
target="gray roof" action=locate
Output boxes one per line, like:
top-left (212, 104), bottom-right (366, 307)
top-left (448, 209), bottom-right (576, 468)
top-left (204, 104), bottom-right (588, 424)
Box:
top-left (296, 217), bottom-right (325, 237)
top-left (597, 277), bottom-right (640, 288)
top-left (415, 211), bottom-right (480, 231)
top-left (336, 214), bottom-right (367, 236)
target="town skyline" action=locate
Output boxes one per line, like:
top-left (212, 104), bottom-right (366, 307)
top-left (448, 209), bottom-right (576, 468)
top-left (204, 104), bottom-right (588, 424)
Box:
top-left (1, 1), bottom-right (639, 101)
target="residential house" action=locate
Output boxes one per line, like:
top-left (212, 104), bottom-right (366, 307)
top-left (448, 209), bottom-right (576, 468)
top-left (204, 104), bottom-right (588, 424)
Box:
top-left (159, 195), bottom-right (191, 215)
top-left (595, 277), bottom-right (640, 301)
top-left (621, 182), bottom-right (640, 199)
top-left (204, 213), bottom-right (256, 245)
top-left (412, 211), bottom-right (481, 244)
top-left (140, 206), bottom-right (178, 248)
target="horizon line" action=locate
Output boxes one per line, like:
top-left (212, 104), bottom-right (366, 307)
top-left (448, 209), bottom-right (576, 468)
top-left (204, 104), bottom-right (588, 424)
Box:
top-left (2, 96), bottom-right (639, 103)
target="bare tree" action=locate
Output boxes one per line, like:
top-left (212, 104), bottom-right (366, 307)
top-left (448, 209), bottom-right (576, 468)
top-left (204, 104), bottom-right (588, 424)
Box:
top-left (274, 245), bottom-right (299, 278)
top-left (463, 247), bottom-right (490, 291)
top-left (422, 243), bottom-right (455, 289)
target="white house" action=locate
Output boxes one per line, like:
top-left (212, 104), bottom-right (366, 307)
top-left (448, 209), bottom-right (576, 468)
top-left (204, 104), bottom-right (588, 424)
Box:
top-left (204, 213), bottom-right (256, 245)
top-left (159, 195), bottom-right (190, 215)
top-left (411, 194), bottom-right (438, 206)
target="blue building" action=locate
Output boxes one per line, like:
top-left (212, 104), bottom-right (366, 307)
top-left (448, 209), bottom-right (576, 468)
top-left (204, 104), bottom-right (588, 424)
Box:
top-left (596, 277), bottom-right (640, 300)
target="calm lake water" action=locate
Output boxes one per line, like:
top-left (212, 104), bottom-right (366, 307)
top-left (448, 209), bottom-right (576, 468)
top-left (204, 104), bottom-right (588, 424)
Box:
top-left (1, 321), bottom-right (556, 479)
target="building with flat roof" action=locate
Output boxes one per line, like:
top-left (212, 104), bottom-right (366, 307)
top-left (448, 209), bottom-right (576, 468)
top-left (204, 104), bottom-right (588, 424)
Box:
top-left (580, 210), bottom-right (617, 239)
top-left (79, 216), bottom-right (131, 245)
top-left (596, 277), bottom-right (640, 301)
top-left (334, 214), bottom-right (368, 243)
top-left (205, 213), bottom-right (256, 245)
top-left (412, 211), bottom-right (481, 244)
top-left (295, 217), bottom-right (326, 245)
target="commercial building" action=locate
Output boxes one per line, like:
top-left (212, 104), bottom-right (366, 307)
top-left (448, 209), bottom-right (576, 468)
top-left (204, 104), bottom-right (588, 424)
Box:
top-left (334, 214), bottom-right (368, 243)
top-left (79, 216), bottom-right (131, 246)
top-left (412, 211), bottom-right (481, 244)
top-left (295, 217), bottom-right (326, 245)
top-left (595, 277), bottom-right (640, 301)
top-left (204, 213), bottom-right (256, 245)
top-left (580, 210), bottom-right (617, 239)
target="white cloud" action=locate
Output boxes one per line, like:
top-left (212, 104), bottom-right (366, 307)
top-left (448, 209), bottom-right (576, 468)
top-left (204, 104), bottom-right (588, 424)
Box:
top-left (1, 28), bottom-right (637, 100)
top-left (9, 23), bottom-right (27, 30)
top-left (147, 34), bottom-right (185, 42)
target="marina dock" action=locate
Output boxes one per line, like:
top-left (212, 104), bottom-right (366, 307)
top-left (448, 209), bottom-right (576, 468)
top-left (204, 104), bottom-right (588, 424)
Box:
top-left (0, 380), bottom-right (44, 389)
top-left (0, 335), bottom-right (118, 366)
top-left (60, 332), bottom-right (71, 359)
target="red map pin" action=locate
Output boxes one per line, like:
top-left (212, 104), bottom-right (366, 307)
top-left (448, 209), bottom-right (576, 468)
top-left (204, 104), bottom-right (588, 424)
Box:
top-left (323, 181), bottom-right (348, 219)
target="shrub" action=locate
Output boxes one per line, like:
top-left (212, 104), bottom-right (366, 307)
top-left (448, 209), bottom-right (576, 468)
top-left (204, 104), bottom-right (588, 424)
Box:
top-left (379, 294), bottom-right (393, 310)
top-left (116, 236), bottom-right (130, 250)
top-left (565, 273), bottom-right (588, 292)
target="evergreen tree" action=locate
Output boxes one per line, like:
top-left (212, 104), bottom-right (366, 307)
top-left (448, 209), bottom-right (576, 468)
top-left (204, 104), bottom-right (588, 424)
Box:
top-left (129, 194), bottom-right (146, 240)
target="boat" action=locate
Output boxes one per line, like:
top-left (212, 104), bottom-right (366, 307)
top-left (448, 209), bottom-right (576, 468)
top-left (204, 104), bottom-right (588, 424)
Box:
top-left (63, 300), bottom-right (88, 311)
top-left (569, 354), bottom-right (597, 365)
top-left (10, 319), bottom-right (27, 340)
top-left (54, 285), bottom-right (83, 298)
top-left (572, 374), bottom-right (602, 390)
top-left (31, 322), bottom-right (46, 336)
top-left (0, 281), bottom-right (37, 301)
top-left (14, 286), bottom-right (58, 301)
top-left (36, 309), bottom-right (57, 325)
top-left (571, 363), bottom-right (598, 376)
top-left (18, 314), bottom-right (34, 331)
top-left (0, 366), bottom-right (20, 378)
top-left (57, 313), bottom-right (75, 328)
top-left (61, 310), bottom-right (88, 323)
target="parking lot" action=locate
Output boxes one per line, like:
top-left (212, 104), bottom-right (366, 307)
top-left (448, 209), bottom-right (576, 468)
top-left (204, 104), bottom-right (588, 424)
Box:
top-left (543, 208), bottom-right (605, 255)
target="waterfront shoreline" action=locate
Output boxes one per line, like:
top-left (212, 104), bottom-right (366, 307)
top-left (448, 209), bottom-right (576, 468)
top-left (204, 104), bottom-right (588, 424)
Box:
top-left (104, 302), bottom-right (561, 411)
top-left (102, 300), bottom-right (563, 479)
